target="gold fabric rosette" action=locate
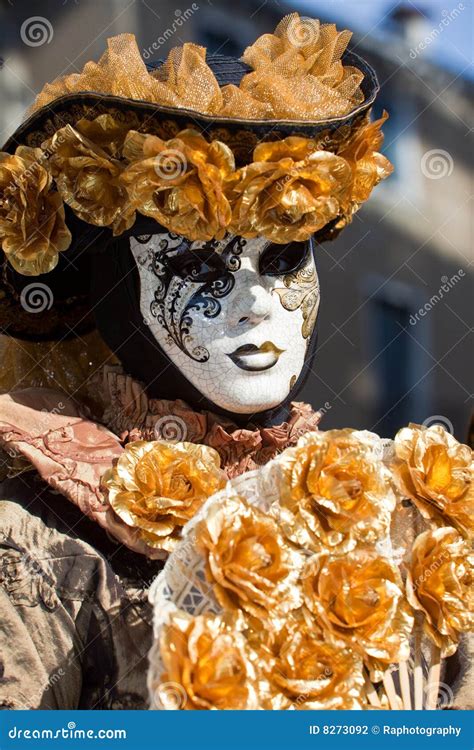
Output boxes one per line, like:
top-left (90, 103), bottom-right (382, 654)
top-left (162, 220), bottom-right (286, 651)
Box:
top-left (269, 618), bottom-right (365, 710)
top-left (302, 551), bottom-right (414, 678)
top-left (45, 117), bottom-right (135, 236)
top-left (196, 494), bottom-right (302, 621)
top-left (278, 429), bottom-right (395, 553)
top-left (337, 112), bottom-right (393, 215)
top-left (228, 138), bottom-right (352, 243)
top-left (406, 526), bottom-right (473, 656)
top-left (392, 424), bottom-right (473, 539)
top-left (155, 610), bottom-right (260, 710)
top-left (102, 440), bottom-right (226, 552)
top-left (121, 129), bottom-right (234, 241)
top-left (0, 146), bottom-right (71, 275)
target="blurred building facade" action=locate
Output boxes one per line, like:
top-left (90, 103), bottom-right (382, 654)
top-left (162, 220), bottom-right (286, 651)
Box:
top-left (0, 0), bottom-right (472, 439)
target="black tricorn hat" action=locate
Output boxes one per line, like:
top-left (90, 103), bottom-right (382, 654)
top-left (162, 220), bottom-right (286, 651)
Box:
top-left (0, 15), bottom-right (386, 341)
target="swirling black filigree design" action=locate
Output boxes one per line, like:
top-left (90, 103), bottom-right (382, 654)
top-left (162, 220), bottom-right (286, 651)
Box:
top-left (148, 235), bottom-right (244, 362)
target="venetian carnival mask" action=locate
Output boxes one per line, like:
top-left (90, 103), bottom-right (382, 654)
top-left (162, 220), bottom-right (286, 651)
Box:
top-left (130, 233), bottom-right (320, 414)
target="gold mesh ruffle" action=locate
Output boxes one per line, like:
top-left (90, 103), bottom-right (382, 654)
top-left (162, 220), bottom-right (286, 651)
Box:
top-left (30, 14), bottom-right (364, 122)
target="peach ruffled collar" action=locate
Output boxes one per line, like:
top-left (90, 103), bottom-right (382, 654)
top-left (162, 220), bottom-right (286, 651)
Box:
top-left (92, 365), bottom-right (321, 479)
top-left (0, 365), bottom-right (320, 557)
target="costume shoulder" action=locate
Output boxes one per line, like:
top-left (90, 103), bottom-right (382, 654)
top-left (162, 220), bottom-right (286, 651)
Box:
top-left (0, 388), bottom-right (163, 559)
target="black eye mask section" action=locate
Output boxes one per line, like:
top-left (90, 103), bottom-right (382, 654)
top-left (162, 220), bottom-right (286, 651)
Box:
top-left (259, 237), bottom-right (312, 277)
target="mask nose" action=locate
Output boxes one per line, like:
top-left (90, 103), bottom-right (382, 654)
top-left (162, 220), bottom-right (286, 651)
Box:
top-left (230, 282), bottom-right (273, 328)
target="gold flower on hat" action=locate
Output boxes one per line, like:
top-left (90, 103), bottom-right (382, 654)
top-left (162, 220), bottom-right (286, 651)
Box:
top-left (0, 146), bottom-right (71, 275)
top-left (157, 610), bottom-right (259, 710)
top-left (392, 423), bottom-right (473, 538)
top-left (278, 429), bottom-right (395, 554)
top-left (302, 551), bottom-right (414, 676)
top-left (46, 121), bottom-right (135, 235)
top-left (340, 112), bottom-right (393, 204)
top-left (406, 526), bottom-right (473, 656)
top-left (121, 128), bottom-right (234, 241)
top-left (229, 137), bottom-right (352, 243)
top-left (196, 494), bottom-right (302, 620)
top-left (102, 440), bottom-right (226, 552)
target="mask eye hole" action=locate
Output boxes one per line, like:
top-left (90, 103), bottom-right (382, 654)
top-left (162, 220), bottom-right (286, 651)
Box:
top-left (259, 240), bottom-right (311, 277)
top-left (165, 247), bottom-right (226, 282)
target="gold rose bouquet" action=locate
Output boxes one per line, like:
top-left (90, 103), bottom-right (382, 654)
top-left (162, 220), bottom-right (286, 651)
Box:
top-left (148, 424), bottom-right (473, 710)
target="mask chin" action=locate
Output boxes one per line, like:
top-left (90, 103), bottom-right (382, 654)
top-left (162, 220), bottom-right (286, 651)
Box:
top-left (91, 235), bottom-right (320, 427)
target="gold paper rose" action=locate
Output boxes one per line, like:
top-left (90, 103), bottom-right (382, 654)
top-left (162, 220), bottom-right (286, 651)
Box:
top-left (278, 429), bottom-right (395, 554)
top-left (339, 112), bottom-right (393, 205)
top-left (45, 121), bottom-right (135, 235)
top-left (406, 526), bottom-right (473, 656)
top-left (269, 620), bottom-right (365, 710)
top-left (121, 129), bottom-right (234, 241)
top-left (196, 495), bottom-right (302, 620)
top-left (0, 146), bottom-right (71, 275)
top-left (157, 610), bottom-right (259, 709)
top-left (303, 551), bottom-right (414, 676)
top-left (102, 440), bottom-right (226, 552)
top-left (228, 138), bottom-right (352, 243)
top-left (392, 424), bottom-right (473, 539)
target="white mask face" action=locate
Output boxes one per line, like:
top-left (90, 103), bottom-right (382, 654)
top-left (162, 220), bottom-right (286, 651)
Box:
top-left (130, 233), bottom-right (320, 414)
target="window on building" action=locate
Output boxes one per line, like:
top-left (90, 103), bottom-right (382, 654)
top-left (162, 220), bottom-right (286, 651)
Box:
top-left (363, 276), bottom-right (430, 437)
